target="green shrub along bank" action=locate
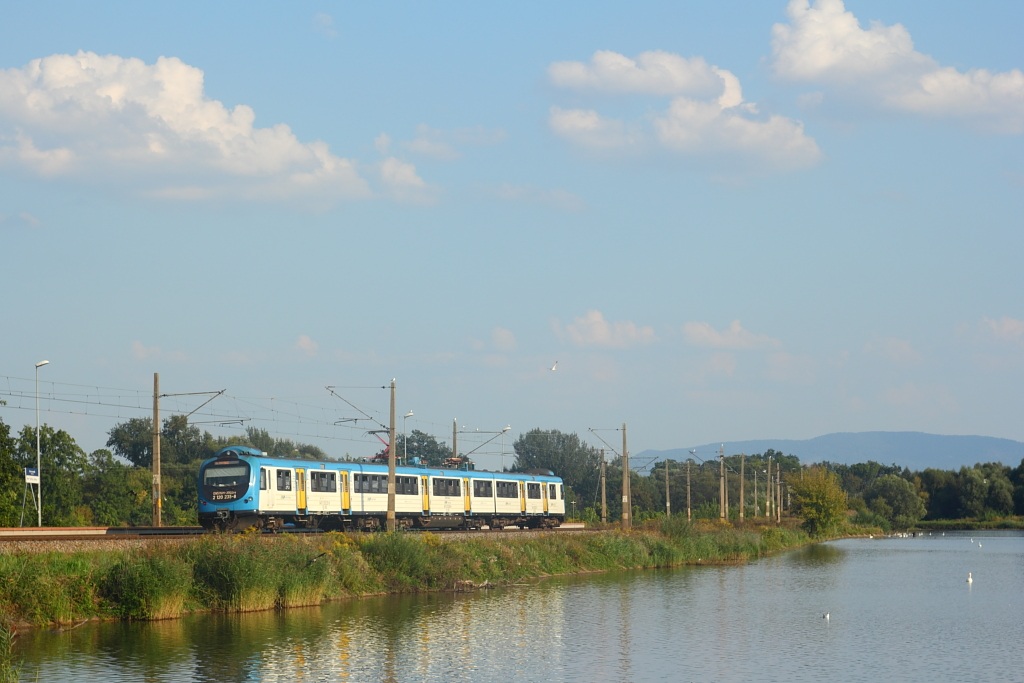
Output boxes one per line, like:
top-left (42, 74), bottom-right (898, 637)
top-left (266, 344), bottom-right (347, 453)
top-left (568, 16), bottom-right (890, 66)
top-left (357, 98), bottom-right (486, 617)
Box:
top-left (0, 523), bottom-right (813, 631)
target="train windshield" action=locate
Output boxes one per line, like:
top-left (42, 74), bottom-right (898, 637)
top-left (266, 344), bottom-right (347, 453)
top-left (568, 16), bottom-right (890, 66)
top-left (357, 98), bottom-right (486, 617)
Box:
top-left (202, 461), bottom-right (251, 502)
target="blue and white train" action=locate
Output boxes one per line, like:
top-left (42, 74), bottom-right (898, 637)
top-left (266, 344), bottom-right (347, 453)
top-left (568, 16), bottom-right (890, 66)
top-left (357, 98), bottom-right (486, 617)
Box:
top-left (197, 445), bottom-right (566, 531)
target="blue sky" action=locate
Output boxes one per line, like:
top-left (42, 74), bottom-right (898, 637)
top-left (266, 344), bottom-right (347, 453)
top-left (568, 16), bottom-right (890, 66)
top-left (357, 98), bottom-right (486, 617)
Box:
top-left (2, 1), bottom-right (1022, 471)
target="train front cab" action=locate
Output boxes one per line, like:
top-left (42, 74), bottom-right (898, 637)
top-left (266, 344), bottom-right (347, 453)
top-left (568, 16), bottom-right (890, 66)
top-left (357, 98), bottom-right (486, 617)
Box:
top-left (198, 450), bottom-right (260, 531)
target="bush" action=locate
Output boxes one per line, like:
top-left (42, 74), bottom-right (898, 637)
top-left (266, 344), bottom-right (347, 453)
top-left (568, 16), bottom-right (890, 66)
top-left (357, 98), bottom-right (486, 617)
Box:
top-left (100, 550), bottom-right (192, 620)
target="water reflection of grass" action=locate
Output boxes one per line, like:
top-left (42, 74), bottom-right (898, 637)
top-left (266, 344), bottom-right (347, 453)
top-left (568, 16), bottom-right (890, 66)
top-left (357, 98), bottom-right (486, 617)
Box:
top-left (0, 522), bottom-right (813, 632)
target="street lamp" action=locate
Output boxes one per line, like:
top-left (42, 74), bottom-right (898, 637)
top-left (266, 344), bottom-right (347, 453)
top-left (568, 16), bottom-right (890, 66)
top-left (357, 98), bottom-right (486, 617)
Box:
top-left (402, 411), bottom-right (413, 465)
top-left (35, 360), bottom-right (49, 528)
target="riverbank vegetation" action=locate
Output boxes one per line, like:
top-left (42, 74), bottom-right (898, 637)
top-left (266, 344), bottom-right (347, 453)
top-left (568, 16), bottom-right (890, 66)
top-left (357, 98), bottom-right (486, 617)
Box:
top-left (0, 520), bottom-right (811, 632)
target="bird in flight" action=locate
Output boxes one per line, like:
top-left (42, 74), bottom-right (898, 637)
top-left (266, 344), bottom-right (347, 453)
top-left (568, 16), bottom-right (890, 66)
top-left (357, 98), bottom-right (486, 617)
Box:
top-left (551, 361), bottom-right (558, 371)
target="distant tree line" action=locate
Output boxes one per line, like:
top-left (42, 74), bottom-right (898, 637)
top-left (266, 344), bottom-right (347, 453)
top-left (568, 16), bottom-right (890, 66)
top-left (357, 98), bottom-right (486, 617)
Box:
top-left (1, 415), bottom-right (1022, 530)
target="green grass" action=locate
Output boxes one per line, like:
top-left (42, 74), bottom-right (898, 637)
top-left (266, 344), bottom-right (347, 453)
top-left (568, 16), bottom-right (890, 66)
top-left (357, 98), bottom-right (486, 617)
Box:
top-left (0, 523), bottom-right (817, 630)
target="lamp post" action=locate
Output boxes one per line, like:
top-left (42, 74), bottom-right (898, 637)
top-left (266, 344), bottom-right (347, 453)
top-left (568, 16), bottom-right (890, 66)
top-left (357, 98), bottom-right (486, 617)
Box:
top-left (35, 360), bottom-right (49, 528)
top-left (402, 411), bottom-right (413, 465)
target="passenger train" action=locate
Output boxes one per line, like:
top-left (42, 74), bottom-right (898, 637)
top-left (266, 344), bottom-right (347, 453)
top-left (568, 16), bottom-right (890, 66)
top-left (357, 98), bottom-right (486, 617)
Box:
top-left (197, 445), bottom-right (566, 531)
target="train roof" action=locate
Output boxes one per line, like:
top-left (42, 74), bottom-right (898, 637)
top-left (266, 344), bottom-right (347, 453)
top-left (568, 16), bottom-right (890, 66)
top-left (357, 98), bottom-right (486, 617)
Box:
top-left (206, 445), bottom-right (562, 481)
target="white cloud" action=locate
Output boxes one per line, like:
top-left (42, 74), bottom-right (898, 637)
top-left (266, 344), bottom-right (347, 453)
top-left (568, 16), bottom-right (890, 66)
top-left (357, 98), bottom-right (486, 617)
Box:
top-left (374, 133), bottom-right (392, 155)
top-left (548, 50), bottom-right (726, 97)
top-left (548, 106), bottom-right (636, 150)
top-left (377, 156), bottom-right (434, 203)
top-left (982, 316), bottom-right (1024, 346)
top-left (548, 50), bottom-right (821, 170)
top-left (682, 320), bottom-right (781, 350)
top-left (294, 335), bottom-right (319, 357)
top-left (0, 51), bottom-right (373, 199)
top-left (0, 210), bottom-right (40, 229)
top-left (653, 97), bottom-right (821, 169)
top-left (772, 0), bottom-right (1024, 133)
top-left (312, 12), bottom-right (338, 39)
top-left (556, 310), bottom-right (656, 349)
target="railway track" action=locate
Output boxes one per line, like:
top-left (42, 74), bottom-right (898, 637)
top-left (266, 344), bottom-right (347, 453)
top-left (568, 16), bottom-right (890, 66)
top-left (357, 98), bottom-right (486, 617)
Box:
top-left (0, 522), bottom-right (589, 543)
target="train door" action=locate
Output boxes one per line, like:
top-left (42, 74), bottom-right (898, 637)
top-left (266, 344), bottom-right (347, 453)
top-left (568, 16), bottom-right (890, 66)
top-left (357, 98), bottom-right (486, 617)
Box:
top-left (295, 468), bottom-right (306, 513)
top-left (519, 481), bottom-right (526, 514)
top-left (341, 470), bottom-right (350, 512)
top-left (542, 482), bottom-right (549, 514)
top-left (463, 477), bottom-right (471, 515)
top-left (421, 475), bottom-right (430, 513)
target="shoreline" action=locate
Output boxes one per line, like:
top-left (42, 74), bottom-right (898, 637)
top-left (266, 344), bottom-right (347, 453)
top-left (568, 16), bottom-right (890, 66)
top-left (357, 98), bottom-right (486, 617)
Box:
top-left (0, 520), bottom-right (815, 633)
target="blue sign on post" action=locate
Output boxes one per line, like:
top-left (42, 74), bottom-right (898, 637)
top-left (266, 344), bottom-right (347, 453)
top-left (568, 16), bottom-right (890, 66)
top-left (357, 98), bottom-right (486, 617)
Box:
top-left (24, 468), bottom-right (39, 485)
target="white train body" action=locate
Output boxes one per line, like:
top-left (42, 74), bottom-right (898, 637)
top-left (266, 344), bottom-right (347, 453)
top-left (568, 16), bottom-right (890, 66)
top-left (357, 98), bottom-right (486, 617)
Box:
top-left (198, 445), bottom-right (566, 531)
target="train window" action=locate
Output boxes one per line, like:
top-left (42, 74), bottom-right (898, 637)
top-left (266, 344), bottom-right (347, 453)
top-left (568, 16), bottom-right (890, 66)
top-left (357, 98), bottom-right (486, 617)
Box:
top-left (204, 464), bottom-right (247, 488)
top-left (277, 469), bottom-right (292, 491)
top-left (310, 471), bottom-right (337, 493)
top-left (527, 483), bottom-right (541, 499)
top-left (549, 483), bottom-right (557, 499)
top-left (397, 476), bottom-right (418, 495)
top-left (432, 477), bottom-right (460, 497)
top-left (473, 480), bottom-right (493, 497)
top-left (260, 468), bottom-right (268, 491)
top-left (496, 481), bottom-right (518, 498)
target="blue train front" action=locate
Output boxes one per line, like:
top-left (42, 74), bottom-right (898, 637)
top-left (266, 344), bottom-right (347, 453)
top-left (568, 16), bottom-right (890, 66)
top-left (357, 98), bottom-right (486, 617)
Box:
top-left (198, 445), bottom-right (566, 531)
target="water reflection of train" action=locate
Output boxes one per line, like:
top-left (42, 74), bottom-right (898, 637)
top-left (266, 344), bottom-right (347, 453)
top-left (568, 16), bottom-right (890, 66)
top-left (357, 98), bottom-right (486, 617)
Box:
top-left (198, 445), bottom-right (566, 532)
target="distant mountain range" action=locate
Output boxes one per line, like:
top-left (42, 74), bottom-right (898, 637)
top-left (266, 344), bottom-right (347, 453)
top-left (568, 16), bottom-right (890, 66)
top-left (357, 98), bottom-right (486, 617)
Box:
top-left (635, 432), bottom-right (1024, 472)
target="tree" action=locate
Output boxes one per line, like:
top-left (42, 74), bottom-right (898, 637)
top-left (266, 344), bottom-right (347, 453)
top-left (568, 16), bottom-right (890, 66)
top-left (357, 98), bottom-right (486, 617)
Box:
top-left (787, 467), bottom-right (847, 537)
top-left (107, 415), bottom-right (217, 468)
top-left (82, 449), bottom-right (151, 526)
top-left (403, 430), bottom-right (452, 467)
top-left (512, 429), bottom-right (602, 502)
top-left (863, 474), bottom-right (926, 530)
top-left (918, 468), bottom-right (959, 519)
top-left (0, 418), bottom-right (25, 526)
top-left (16, 425), bottom-right (89, 526)
top-left (106, 417), bottom-right (153, 467)
top-left (956, 467), bottom-right (988, 518)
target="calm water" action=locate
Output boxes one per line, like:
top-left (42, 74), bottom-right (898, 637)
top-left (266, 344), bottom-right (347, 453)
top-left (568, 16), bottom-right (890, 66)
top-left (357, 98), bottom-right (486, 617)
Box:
top-left (15, 530), bottom-right (1024, 682)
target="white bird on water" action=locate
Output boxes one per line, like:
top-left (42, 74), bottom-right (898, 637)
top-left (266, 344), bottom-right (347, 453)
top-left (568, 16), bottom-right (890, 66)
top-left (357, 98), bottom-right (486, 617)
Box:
top-left (967, 572), bottom-right (973, 585)
top-left (823, 612), bottom-right (830, 621)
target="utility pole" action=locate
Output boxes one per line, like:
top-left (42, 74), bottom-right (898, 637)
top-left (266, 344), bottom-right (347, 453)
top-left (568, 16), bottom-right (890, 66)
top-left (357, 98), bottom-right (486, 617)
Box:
top-left (754, 467), bottom-right (759, 517)
top-left (386, 379), bottom-right (397, 532)
top-left (452, 418), bottom-right (458, 464)
top-left (664, 459), bottom-right (671, 518)
top-left (686, 459), bottom-right (692, 522)
top-left (719, 444), bottom-right (726, 520)
top-left (151, 380), bottom-right (224, 528)
top-left (777, 473), bottom-right (782, 523)
top-left (152, 372), bottom-right (161, 527)
top-left (765, 456), bottom-right (773, 518)
top-left (739, 453), bottom-right (745, 524)
top-left (621, 423), bottom-right (631, 530)
top-left (600, 452), bottom-right (607, 524)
